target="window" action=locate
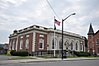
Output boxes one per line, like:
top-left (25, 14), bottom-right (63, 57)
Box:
top-left (26, 35), bottom-right (29, 37)
top-left (64, 41), bottom-right (69, 49)
top-left (26, 38), bottom-right (29, 49)
top-left (20, 36), bottom-right (23, 38)
top-left (12, 39), bottom-right (16, 50)
top-left (52, 38), bottom-right (57, 49)
top-left (39, 43), bottom-right (43, 48)
top-left (71, 42), bottom-right (73, 50)
top-left (76, 43), bottom-right (78, 50)
top-left (80, 44), bottom-right (82, 50)
top-left (39, 34), bottom-right (44, 38)
top-left (39, 38), bottom-right (44, 49)
top-left (20, 39), bottom-right (23, 49)
top-left (52, 39), bottom-right (54, 49)
top-left (59, 39), bottom-right (62, 49)
top-left (12, 41), bottom-right (15, 50)
top-left (97, 39), bottom-right (99, 45)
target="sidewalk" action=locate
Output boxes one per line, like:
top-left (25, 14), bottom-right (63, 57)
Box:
top-left (0, 57), bottom-right (99, 64)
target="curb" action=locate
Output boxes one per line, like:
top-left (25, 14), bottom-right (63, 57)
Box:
top-left (0, 58), bottom-right (99, 64)
top-left (18, 58), bottom-right (99, 63)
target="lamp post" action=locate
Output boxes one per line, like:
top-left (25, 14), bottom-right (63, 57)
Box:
top-left (61, 13), bottom-right (76, 60)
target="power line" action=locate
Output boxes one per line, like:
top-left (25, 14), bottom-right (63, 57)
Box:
top-left (46, 0), bottom-right (60, 20)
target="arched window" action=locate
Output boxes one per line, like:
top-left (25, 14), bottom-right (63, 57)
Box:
top-left (80, 44), bottom-right (82, 50)
top-left (52, 38), bottom-right (57, 49)
top-left (71, 42), bottom-right (73, 50)
top-left (59, 39), bottom-right (62, 49)
top-left (64, 40), bottom-right (69, 49)
top-left (76, 43), bottom-right (78, 50)
top-left (52, 39), bottom-right (54, 49)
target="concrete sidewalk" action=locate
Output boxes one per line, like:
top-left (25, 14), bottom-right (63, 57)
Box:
top-left (0, 57), bottom-right (99, 64)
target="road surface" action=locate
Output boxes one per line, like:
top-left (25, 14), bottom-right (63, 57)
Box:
top-left (0, 59), bottom-right (99, 66)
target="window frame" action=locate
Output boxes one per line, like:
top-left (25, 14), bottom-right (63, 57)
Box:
top-left (39, 38), bottom-right (44, 49)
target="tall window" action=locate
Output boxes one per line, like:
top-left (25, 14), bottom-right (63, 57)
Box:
top-left (71, 42), bottom-right (73, 50)
top-left (64, 41), bottom-right (69, 49)
top-left (76, 43), bottom-right (78, 50)
top-left (26, 38), bottom-right (29, 49)
top-left (80, 44), bottom-right (82, 50)
top-left (12, 41), bottom-right (14, 50)
top-left (97, 39), bottom-right (99, 45)
top-left (39, 38), bottom-right (44, 49)
top-left (59, 39), bottom-right (62, 49)
top-left (52, 39), bottom-right (54, 49)
top-left (52, 39), bottom-right (57, 49)
top-left (20, 39), bottom-right (23, 49)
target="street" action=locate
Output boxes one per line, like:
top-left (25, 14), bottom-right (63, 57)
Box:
top-left (0, 59), bottom-right (99, 66)
top-left (0, 55), bottom-right (18, 60)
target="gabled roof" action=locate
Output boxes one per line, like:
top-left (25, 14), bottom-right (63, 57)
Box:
top-left (88, 23), bottom-right (94, 35)
top-left (94, 30), bottom-right (99, 35)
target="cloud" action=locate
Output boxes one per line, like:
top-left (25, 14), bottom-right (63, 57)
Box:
top-left (2, 0), bottom-right (26, 7)
top-left (0, 0), bottom-right (99, 43)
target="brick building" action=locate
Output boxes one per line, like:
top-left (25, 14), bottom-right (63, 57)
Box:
top-left (9, 25), bottom-right (86, 56)
top-left (87, 24), bottom-right (99, 55)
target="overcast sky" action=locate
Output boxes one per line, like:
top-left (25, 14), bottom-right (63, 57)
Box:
top-left (0, 0), bottom-right (99, 43)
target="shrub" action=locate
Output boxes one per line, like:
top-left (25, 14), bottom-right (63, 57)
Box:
top-left (16, 50), bottom-right (29, 56)
top-left (10, 50), bottom-right (16, 56)
top-left (74, 51), bottom-right (91, 57)
top-left (10, 50), bottom-right (29, 56)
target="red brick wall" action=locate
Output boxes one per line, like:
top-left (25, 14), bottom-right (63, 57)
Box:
top-left (17, 36), bottom-right (20, 50)
top-left (35, 33), bottom-right (40, 51)
top-left (16, 33), bottom-right (33, 53)
top-left (9, 37), bottom-right (17, 50)
top-left (35, 33), bottom-right (47, 51)
top-left (28, 33), bottom-right (33, 53)
top-left (88, 32), bottom-right (99, 54)
top-left (22, 35), bottom-right (26, 50)
top-left (94, 32), bottom-right (99, 53)
top-left (14, 38), bottom-right (17, 50)
top-left (88, 35), bottom-right (94, 53)
top-left (44, 34), bottom-right (47, 50)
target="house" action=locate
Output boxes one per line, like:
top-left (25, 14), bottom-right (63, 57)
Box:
top-left (87, 24), bottom-right (99, 55)
top-left (0, 43), bottom-right (8, 54)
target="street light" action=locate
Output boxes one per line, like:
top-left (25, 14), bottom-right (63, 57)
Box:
top-left (61, 13), bottom-right (76, 60)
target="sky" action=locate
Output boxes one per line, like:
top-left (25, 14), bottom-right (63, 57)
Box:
top-left (0, 0), bottom-right (99, 43)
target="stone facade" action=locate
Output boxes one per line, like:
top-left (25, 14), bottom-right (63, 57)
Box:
top-left (9, 25), bottom-right (86, 55)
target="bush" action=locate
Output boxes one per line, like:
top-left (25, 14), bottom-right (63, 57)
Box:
top-left (74, 51), bottom-right (91, 57)
top-left (10, 50), bottom-right (29, 56)
top-left (16, 50), bottom-right (29, 56)
top-left (10, 50), bottom-right (16, 56)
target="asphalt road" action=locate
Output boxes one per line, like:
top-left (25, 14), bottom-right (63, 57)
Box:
top-left (0, 55), bottom-right (18, 60)
top-left (0, 59), bottom-right (99, 66)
